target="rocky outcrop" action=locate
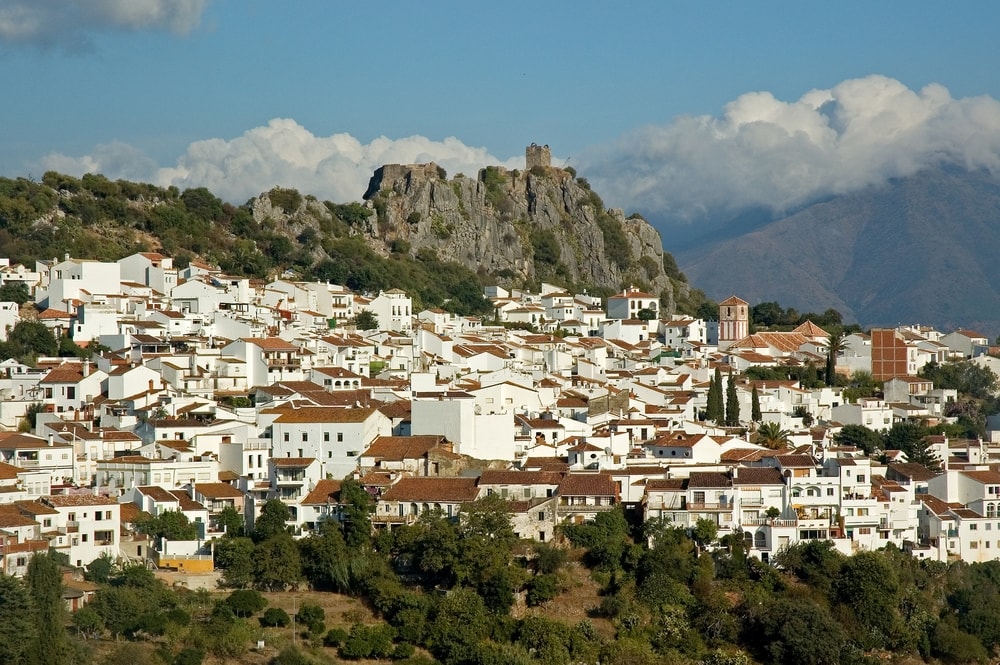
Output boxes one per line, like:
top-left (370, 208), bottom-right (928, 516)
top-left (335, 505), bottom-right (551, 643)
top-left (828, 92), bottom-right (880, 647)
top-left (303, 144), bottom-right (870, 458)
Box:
top-left (359, 162), bottom-right (679, 298)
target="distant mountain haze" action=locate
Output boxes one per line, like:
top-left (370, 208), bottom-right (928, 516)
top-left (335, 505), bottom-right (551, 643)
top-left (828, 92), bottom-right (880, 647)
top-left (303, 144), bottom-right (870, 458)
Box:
top-left (675, 166), bottom-right (1000, 337)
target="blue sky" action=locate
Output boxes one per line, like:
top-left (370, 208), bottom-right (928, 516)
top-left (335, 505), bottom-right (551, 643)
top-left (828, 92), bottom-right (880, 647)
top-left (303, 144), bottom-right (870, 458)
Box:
top-left (3, 1), bottom-right (1000, 234)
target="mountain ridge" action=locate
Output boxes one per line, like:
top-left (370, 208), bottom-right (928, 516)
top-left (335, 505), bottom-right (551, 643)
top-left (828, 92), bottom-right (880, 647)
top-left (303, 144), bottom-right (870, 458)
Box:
top-left (676, 166), bottom-right (1000, 336)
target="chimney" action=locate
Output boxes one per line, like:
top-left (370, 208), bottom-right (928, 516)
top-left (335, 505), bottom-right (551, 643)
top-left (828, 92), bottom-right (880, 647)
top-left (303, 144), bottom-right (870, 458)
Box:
top-left (82, 359), bottom-right (91, 378)
top-left (47, 434), bottom-right (54, 447)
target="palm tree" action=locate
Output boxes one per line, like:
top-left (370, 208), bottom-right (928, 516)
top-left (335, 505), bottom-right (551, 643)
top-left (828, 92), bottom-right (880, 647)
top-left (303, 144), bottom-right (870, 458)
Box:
top-left (825, 330), bottom-right (849, 386)
top-left (755, 421), bottom-right (792, 449)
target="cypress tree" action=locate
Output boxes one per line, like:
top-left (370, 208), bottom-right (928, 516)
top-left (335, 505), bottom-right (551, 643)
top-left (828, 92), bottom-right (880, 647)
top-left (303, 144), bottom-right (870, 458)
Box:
top-left (751, 386), bottom-right (762, 423)
top-left (725, 371), bottom-right (740, 426)
top-left (706, 367), bottom-right (723, 424)
top-left (26, 551), bottom-right (68, 665)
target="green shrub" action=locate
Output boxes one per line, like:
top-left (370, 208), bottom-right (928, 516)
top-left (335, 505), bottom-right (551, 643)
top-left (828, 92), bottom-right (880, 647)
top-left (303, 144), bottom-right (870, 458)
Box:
top-left (223, 589), bottom-right (267, 617)
top-left (482, 166), bottom-right (507, 208)
top-left (260, 607), bottom-right (290, 628)
top-left (268, 187), bottom-right (302, 212)
top-left (406, 211), bottom-right (421, 224)
top-left (296, 603), bottom-right (325, 636)
top-left (339, 623), bottom-right (396, 660)
top-left (323, 627), bottom-right (349, 647)
top-left (526, 573), bottom-right (560, 606)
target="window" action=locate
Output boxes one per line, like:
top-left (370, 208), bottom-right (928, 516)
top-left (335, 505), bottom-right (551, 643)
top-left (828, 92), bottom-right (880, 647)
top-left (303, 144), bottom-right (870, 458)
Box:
top-left (283, 432), bottom-right (289, 442)
top-left (857, 475), bottom-right (866, 484)
top-left (971, 542), bottom-right (979, 549)
top-left (324, 432), bottom-right (330, 442)
top-left (302, 433), bottom-right (308, 442)
top-left (826, 488), bottom-right (834, 496)
top-left (337, 433), bottom-right (343, 442)
top-left (970, 524), bottom-right (978, 531)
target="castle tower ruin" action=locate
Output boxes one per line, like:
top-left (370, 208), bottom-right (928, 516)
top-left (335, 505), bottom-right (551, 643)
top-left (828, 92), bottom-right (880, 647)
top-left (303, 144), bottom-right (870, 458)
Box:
top-left (525, 143), bottom-right (551, 170)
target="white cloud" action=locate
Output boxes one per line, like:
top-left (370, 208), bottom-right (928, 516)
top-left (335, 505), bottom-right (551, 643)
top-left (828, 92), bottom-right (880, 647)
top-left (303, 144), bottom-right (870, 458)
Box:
top-left (0, 0), bottom-right (206, 48)
top-left (38, 76), bottom-right (1000, 218)
top-left (576, 75), bottom-right (1000, 223)
top-left (39, 119), bottom-right (522, 203)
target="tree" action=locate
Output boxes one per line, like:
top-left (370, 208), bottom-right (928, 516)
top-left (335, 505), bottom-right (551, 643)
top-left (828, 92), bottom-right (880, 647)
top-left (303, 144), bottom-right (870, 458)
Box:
top-left (755, 422), bottom-right (791, 449)
top-left (295, 603), bottom-right (326, 636)
top-left (0, 320), bottom-right (57, 363)
top-left (834, 551), bottom-right (903, 649)
top-left (725, 371), bottom-right (740, 426)
top-left (883, 422), bottom-right (940, 470)
top-left (214, 537), bottom-right (256, 589)
top-left (706, 367), bottom-right (723, 424)
top-left (748, 596), bottom-right (845, 665)
top-left (222, 589), bottom-right (267, 617)
top-left (26, 551), bottom-right (69, 665)
top-left (825, 330), bottom-right (848, 386)
top-left (426, 587), bottom-right (491, 665)
top-left (298, 521), bottom-right (350, 592)
top-left (339, 476), bottom-right (374, 547)
top-left (354, 310), bottom-right (379, 331)
top-left (920, 359), bottom-right (998, 400)
top-left (750, 386), bottom-right (762, 423)
top-left (0, 574), bottom-right (36, 663)
top-left (833, 424), bottom-right (882, 455)
top-left (636, 307), bottom-right (656, 321)
top-left (216, 505), bottom-right (245, 538)
top-left (254, 533), bottom-right (302, 591)
top-left (0, 281), bottom-right (30, 304)
top-left (135, 509), bottom-right (198, 541)
top-left (253, 499), bottom-right (291, 542)
top-left (260, 607), bottom-right (290, 628)
top-left (72, 605), bottom-right (104, 640)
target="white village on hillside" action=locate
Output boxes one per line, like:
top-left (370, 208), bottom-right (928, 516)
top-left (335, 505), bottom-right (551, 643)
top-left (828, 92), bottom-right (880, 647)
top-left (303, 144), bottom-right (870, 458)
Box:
top-left (1, 251), bottom-right (1000, 582)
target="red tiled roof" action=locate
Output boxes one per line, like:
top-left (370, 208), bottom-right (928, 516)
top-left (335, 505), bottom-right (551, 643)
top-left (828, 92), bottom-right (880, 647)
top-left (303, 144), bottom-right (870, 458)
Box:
top-left (380, 477), bottom-right (479, 503)
top-left (194, 483), bottom-right (244, 499)
top-left (557, 472), bottom-right (617, 497)
top-left (302, 479), bottom-right (343, 505)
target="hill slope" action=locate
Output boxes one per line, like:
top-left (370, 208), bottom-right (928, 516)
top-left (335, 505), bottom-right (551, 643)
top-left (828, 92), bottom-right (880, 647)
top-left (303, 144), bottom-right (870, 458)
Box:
top-left (677, 166), bottom-right (1000, 334)
top-left (0, 168), bottom-right (703, 315)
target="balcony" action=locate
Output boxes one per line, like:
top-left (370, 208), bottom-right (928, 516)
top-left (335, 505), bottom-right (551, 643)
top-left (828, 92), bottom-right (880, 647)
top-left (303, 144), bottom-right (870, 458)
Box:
top-left (741, 517), bottom-right (798, 527)
top-left (275, 474), bottom-right (306, 485)
top-left (686, 501), bottom-right (733, 512)
top-left (556, 502), bottom-right (617, 515)
top-left (371, 514), bottom-right (418, 525)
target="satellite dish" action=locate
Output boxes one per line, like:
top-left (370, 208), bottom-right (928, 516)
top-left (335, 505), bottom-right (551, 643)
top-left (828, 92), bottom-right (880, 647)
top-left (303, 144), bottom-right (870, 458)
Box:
top-left (474, 405), bottom-right (482, 415)
top-left (604, 447), bottom-right (612, 455)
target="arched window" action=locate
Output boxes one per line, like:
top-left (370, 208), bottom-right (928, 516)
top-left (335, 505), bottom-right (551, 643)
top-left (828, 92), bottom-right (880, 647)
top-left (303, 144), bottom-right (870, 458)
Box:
top-left (989, 503), bottom-right (997, 518)
top-left (743, 532), bottom-right (753, 548)
top-left (754, 532), bottom-right (767, 549)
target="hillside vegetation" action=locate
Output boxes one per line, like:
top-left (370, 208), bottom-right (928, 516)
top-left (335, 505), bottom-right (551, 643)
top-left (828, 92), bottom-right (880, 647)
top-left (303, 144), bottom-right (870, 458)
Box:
top-left (13, 492), bottom-right (1000, 665)
top-left (0, 168), bottom-right (710, 318)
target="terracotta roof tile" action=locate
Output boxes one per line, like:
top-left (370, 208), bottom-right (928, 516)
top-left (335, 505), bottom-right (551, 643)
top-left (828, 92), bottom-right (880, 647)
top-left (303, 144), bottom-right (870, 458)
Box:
top-left (380, 477), bottom-right (479, 503)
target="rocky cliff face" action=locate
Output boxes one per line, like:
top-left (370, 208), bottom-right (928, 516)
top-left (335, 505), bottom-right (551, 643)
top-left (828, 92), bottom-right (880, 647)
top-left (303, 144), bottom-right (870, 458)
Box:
top-left (358, 162), bottom-right (680, 300)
